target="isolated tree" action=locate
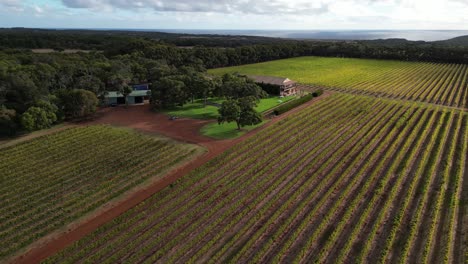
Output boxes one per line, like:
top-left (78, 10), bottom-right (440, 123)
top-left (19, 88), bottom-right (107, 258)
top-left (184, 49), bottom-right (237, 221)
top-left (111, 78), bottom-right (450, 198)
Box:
top-left (218, 96), bottom-right (262, 130)
top-left (218, 99), bottom-right (241, 129)
top-left (237, 97), bottom-right (263, 127)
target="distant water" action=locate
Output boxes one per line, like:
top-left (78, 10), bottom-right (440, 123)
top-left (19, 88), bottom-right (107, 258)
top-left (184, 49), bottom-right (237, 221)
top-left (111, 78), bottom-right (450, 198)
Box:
top-left (151, 29), bottom-right (468, 42)
top-left (53, 28), bottom-right (468, 42)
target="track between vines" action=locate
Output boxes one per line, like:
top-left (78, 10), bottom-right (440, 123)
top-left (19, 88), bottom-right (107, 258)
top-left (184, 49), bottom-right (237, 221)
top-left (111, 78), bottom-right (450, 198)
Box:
top-left (10, 92), bottom-right (332, 264)
top-left (43, 93), bottom-right (467, 264)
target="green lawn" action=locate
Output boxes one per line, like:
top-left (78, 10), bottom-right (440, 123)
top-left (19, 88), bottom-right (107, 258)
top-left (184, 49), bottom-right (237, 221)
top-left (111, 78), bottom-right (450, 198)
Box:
top-left (201, 120), bottom-right (267, 140)
top-left (255, 96), bottom-right (296, 112)
top-left (163, 96), bottom-right (296, 120)
top-left (162, 96), bottom-right (296, 139)
top-left (162, 98), bottom-right (224, 120)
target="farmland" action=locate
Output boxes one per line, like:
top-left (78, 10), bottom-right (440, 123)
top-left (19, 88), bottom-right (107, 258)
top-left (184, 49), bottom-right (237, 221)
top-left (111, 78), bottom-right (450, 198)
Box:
top-left (209, 56), bottom-right (468, 108)
top-left (0, 125), bottom-right (203, 260)
top-left (45, 94), bottom-right (467, 263)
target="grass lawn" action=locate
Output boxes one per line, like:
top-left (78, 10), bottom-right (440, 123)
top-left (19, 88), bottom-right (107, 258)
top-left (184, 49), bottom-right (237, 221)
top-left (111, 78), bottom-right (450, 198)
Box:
top-left (162, 96), bottom-right (296, 139)
top-left (163, 96), bottom-right (297, 120)
top-left (201, 120), bottom-right (267, 140)
top-left (162, 98), bottom-right (224, 119)
top-left (255, 96), bottom-right (296, 112)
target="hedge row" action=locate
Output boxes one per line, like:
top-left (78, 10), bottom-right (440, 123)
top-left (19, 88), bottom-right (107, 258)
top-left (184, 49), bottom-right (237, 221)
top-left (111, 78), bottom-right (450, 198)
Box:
top-left (273, 90), bottom-right (322, 115)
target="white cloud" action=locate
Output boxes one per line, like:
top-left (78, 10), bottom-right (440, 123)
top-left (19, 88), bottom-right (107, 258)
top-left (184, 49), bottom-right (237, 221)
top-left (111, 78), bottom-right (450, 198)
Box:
top-left (1, 0), bottom-right (468, 30)
top-left (0, 0), bottom-right (24, 12)
top-left (61, 0), bottom-right (330, 15)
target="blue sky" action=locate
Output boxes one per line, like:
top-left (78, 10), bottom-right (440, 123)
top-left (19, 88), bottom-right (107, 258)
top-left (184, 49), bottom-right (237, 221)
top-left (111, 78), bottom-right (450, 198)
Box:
top-left (0, 0), bottom-right (467, 30)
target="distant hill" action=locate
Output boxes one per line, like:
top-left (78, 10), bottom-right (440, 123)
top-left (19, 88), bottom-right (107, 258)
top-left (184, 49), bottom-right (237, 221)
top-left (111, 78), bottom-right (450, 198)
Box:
top-left (362, 36), bottom-right (468, 48)
top-left (434, 35), bottom-right (468, 47)
top-left (361, 38), bottom-right (427, 47)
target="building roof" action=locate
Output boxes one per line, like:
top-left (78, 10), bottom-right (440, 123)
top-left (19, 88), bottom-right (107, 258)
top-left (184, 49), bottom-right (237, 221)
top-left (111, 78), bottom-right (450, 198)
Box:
top-left (248, 75), bottom-right (296, 86)
top-left (105, 90), bottom-right (150, 98)
top-left (105, 91), bottom-right (124, 98)
top-left (132, 84), bottom-right (150, 91)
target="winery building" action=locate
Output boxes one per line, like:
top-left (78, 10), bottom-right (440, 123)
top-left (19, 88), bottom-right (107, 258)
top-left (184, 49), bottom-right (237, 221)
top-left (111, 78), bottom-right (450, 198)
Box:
top-left (104, 84), bottom-right (151, 105)
top-left (248, 75), bottom-right (298, 96)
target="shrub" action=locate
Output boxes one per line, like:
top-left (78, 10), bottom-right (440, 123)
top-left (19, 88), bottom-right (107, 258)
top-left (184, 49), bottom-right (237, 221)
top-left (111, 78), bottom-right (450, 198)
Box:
top-left (273, 93), bottom-right (314, 115)
top-left (312, 89), bottom-right (323, 97)
top-left (21, 106), bottom-right (56, 131)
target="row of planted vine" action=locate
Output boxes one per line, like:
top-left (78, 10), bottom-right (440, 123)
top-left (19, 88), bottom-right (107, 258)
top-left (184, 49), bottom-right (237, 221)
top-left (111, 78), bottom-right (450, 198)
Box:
top-left (311, 62), bottom-right (468, 108)
top-left (44, 94), bottom-right (467, 264)
top-left (0, 125), bottom-right (202, 260)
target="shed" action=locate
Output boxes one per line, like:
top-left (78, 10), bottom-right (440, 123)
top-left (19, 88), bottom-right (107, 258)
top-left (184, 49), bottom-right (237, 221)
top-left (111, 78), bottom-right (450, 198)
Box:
top-left (104, 84), bottom-right (151, 105)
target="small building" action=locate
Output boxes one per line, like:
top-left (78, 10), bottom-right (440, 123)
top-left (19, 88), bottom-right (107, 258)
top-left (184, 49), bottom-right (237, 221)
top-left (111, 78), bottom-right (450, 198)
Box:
top-left (105, 84), bottom-right (151, 105)
top-left (248, 75), bottom-right (298, 96)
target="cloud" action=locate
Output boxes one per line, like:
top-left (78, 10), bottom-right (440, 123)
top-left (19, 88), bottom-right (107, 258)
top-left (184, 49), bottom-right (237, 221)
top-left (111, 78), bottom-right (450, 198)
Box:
top-left (61, 0), bottom-right (330, 15)
top-left (0, 0), bottom-right (24, 12)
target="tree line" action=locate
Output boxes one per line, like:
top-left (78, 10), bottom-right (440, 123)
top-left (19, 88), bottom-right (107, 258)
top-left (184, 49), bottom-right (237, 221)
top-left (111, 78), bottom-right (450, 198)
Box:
top-left (0, 46), bottom-right (268, 136)
top-left (2, 30), bottom-right (468, 136)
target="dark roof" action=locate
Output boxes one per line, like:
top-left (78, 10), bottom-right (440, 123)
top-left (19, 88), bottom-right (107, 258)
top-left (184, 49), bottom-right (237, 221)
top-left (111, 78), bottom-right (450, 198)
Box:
top-left (132, 84), bottom-right (150, 91)
top-left (248, 75), bottom-right (296, 86)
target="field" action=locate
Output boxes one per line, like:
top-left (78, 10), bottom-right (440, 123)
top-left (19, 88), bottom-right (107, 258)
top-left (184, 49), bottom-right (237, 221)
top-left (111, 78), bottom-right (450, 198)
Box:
top-left (44, 94), bottom-right (467, 263)
top-left (209, 56), bottom-right (468, 108)
top-left (0, 125), bottom-right (203, 260)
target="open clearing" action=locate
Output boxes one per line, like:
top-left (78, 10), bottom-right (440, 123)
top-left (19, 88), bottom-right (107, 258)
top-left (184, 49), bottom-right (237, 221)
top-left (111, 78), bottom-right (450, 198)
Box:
top-left (162, 96), bottom-right (297, 139)
top-left (0, 125), bottom-right (203, 261)
top-left (162, 96), bottom-right (297, 120)
top-left (44, 94), bottom-right (467, 264)
top-left (209, 56), bottom-right (468, 108)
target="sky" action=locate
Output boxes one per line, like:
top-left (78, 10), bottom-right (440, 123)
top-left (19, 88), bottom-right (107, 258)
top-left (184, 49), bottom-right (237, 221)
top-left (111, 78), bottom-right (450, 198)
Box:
top-left (0, 0), bottom-right (467, 30)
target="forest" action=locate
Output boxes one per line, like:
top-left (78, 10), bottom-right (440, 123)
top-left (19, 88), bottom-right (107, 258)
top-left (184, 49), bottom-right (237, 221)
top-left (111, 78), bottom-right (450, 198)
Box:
top-left (1, 28), bottom-right (468, 136)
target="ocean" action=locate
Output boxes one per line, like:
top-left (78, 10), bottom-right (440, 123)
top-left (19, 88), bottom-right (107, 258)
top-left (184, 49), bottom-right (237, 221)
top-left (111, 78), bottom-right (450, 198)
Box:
top-left (54, 28), bottom-right (468, 42)
top-left (151, 29), bottom-right (468, 42)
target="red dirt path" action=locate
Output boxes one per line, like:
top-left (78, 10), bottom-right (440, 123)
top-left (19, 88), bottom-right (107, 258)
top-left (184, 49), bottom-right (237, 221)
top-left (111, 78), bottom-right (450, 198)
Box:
top-left (11, 92), bottom-right (332, 264)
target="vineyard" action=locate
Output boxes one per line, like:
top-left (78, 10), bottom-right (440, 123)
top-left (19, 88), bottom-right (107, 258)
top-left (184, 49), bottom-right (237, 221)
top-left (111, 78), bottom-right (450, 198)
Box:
top-left (209, 56), bottom-right (468, 108)
top-left (0, 125), bottom-right (203, 260)
top-left (45, 94), bottom-right (467, 264)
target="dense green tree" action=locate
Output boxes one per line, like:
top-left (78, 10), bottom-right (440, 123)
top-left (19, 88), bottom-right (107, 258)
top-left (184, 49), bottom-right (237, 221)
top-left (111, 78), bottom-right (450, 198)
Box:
top-left (195, 75), bottom-right (219, 107)
top-left (74, 75), bottom-right (104, 94)
top-left (151, 77), bottom-right (187, 109)
top-left (119, 84), bottom-right (133, 107)
top-left (3, 71), bottom-right (41, 113)
top-left (221, 74), bottom-right (267, 100)
top-left (55, 89), bottom-right (98, 120)
top-left (35, 99), bottom-right (59, 119)
top-left (0, 106), bottom-right (18, 136)
top-left (20, 106), bottom-right (56, 131)
top-left (218, 96), bottom-right (262, 130)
